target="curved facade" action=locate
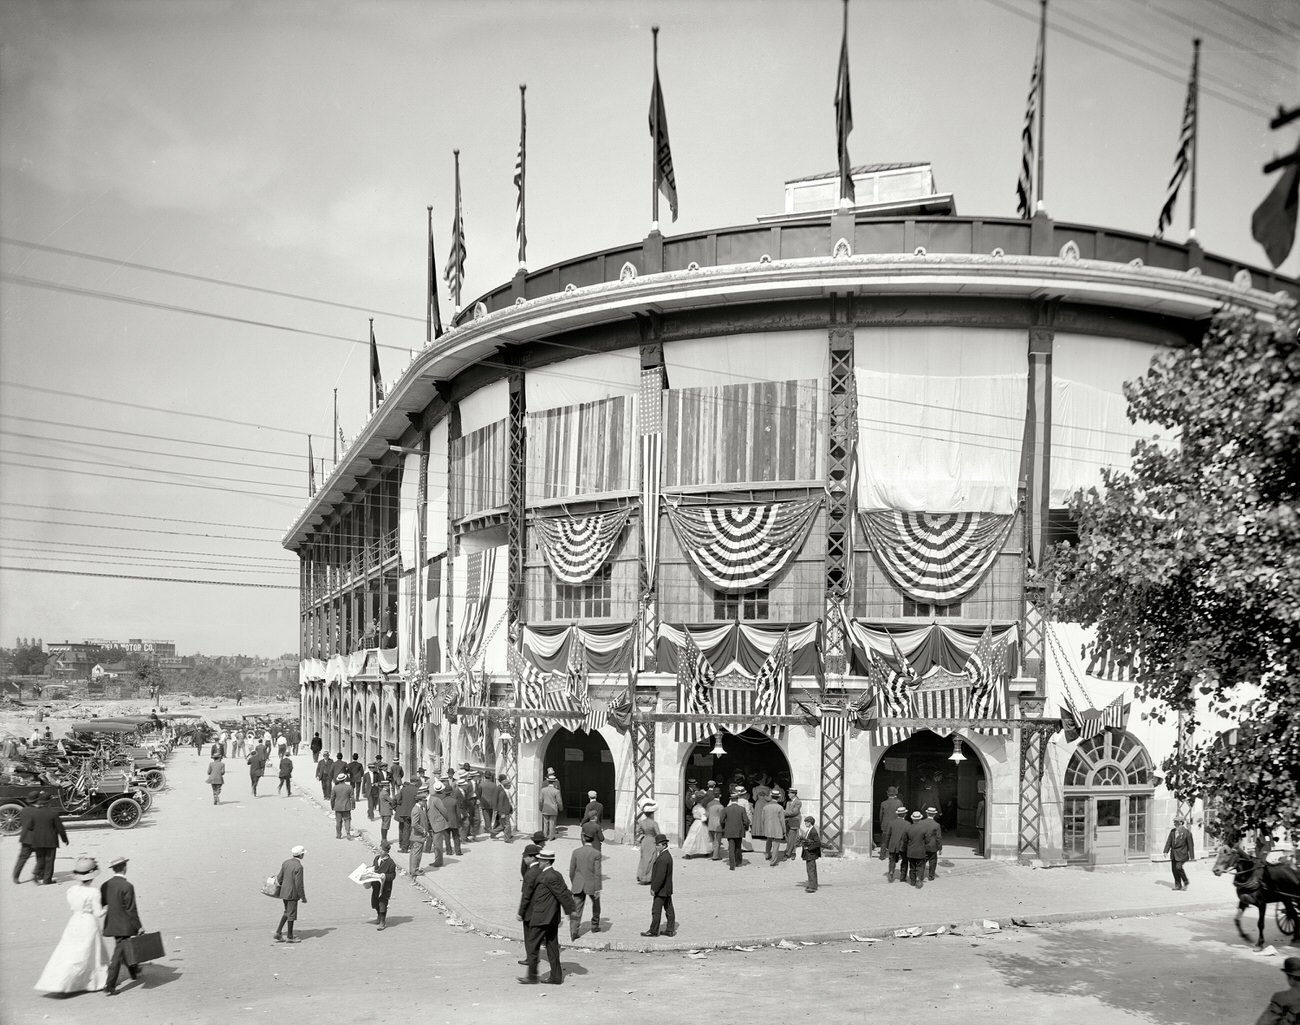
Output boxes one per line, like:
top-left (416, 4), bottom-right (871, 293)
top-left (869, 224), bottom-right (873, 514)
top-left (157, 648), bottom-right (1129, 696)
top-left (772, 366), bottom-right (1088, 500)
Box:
top-left (283, 201), bottom-right (1297, 863)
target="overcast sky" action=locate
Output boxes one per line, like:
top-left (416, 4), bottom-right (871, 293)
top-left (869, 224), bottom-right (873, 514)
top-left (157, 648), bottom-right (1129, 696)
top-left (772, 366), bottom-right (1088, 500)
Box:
top-left (1, 0), bottom-right (1296, 658)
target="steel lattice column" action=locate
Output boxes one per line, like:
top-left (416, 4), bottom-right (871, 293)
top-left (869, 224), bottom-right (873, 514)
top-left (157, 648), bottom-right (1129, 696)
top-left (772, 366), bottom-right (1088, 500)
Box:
top-left (1017, 721), bottom-right (1058, 858)
top-left (823, 322), bottom-right (855, 680)
top-left (507, 372), bottom-right (526, 634)
top-left (633, 720), bottom-right (655, 821)
top-left (820, 733), bottom-right (845, 854)
top-left (502, 718), bottom-right (520, 818)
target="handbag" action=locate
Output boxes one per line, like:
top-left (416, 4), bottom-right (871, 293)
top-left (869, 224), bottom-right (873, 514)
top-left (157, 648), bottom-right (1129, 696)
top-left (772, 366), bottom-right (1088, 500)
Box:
top-left (261, 875), bottom-right (279, 898)
top-left (124, 931), bottom-right (166, 963)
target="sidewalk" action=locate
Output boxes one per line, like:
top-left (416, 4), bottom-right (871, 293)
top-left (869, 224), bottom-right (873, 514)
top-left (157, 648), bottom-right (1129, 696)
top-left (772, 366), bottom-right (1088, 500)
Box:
top-left (300, 787), bottom-right (1228, 952)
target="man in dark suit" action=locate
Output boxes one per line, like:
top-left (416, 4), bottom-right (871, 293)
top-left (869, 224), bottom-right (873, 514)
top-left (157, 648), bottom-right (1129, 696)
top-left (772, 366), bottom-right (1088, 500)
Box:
top-left (517, 849), bottom-right (576, 985)
top-left (568, 831), bottom-right (602, 938)
top-left (582, 790), bottom-right (604, 824)
top-left (1255, 957), bottom-right (1300, 1025)
top-left (903, 811), bottom-right (930, 888)
top-left (346, 753), bottom-right (365, 794)
top-left (438, 778), bottom-right (463, 855)
top-left (1163, 815), bottom-right (1195, 890)
top-left (248, 743), bottom-right (268, 796)
top-left (479, 772), bottom-right (500, 836)
top-left (885, 806), bottom-right (909, 883)
top-left (642, 833), bottom-right (676, 937)
top-left (394, 777), bottom-right (419, 853)
top-left (772, 787), bottom-right (803, 867)
top-left (12, 799), bottom-right (40, 883)
top-left (921, 806), bottom-right (944, 882)
top-left (459, 765), bottom-right (481, 841)
top-left (494, 775), bottom-right (515, 842)
top-left (26, 792), bottom-right (68, 885)
top-left (878, 786), bottom-right (903, 858)
top-left (721, 786), bottom-right (751, 870)
top-left (102, 855), bottom-right (144, 996)
top-left (274, 844), bottom-right (307, 943)
top-left (315, 750), bottom-right (334, 799)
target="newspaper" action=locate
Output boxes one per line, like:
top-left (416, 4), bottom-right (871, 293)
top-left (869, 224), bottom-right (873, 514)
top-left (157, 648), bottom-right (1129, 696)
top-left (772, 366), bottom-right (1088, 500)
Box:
top-left (347, 863), bottom-right (382, 886)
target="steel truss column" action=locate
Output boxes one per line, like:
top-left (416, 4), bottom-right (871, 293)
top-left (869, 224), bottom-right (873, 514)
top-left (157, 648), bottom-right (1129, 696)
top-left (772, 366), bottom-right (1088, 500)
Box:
top-left (824, 317), bottom-right (855, 681)
top-left (1017, 720), bottom-right (1059, 859)
top-left (632, 720), bottom-right (655, 821)
top-left (507, 372), bottom-right (526, 638)
top-left (819, 732), bottom-right (845, 854)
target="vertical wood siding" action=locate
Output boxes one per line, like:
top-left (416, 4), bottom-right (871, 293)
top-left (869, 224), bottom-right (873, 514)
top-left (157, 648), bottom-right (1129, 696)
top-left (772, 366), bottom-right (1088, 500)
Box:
top-left (525, 394), bottom-right (635, 503)
top-left (451, 418), bottom-right (508, 521)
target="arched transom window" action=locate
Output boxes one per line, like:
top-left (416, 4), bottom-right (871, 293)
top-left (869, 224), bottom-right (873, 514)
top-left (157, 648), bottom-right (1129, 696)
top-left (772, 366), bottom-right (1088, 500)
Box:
top-left (1064, 731), bottom-right (1154, 788)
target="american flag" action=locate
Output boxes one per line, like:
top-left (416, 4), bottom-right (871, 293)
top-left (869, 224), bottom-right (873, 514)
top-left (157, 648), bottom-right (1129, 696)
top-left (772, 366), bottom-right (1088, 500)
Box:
top-left (1156, 42), bottom-right (1198, 238)
top-left (444, 149), bottom-right (466, 308)
top-left (606, 689), bottom-right (633, 734)
top-left (752, 631), bottom-right (789, 719)
top-left (834, 1), bottom-right (854, 206)
top-left (1064, 692), bottom-right (1131, 743)
top-left (964, 626), bottom-right (1008, 735)
top-left (871, 639), bottom-right (916, 746)
top-left (1016, 32), bottom-right (1041, 218)
top-left (640, 368), bottom-right (663, 588)
top-left (509, 646), bottom-right (552, 744)
top-left (514, 85), bottom-right (527, 267)
top-left (566, 638), bottom-right (589, 709)
top-left (674, 632), bottom-right (715, 744)
top-left (583, 697), bottom-right (608, 734)
top-left (454, 549), bottom-right (495, 669)
top-left (648, 43), bottom-right (678, 222)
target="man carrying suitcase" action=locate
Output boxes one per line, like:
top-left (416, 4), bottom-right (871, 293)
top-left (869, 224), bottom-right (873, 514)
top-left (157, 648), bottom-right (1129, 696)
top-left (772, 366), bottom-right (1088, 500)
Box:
top-left (102, 855), bottom-right (145, 996)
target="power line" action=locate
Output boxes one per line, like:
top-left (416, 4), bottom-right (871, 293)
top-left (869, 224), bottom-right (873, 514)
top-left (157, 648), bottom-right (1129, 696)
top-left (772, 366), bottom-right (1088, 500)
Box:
top-left (0, 414), bottom-right (305, 459)
top-left (0, 236), bottom-right (424, 324)
top-left (1145, 1), bottom-right (1295, 74)
top-left (0, 502), bottom-right (283, 532)
top-left (0, 448), bottom-right (303, 493)
top-left (0, 515), bottom-right (288, 543)
top-left (0, 547), bottom-right (295, 575)
top-left (1, 430), bottom-right (304, 475)
top-left (0, 565), bottom-right (297, 590)
top-left (1205, 0), bottom-right (1300, 38)
top-left (0, 460), bottom-right (303, 503)
top-left (1, 272), bottom-right (414, 354)
top-left (0, 536), bottom-right (292, 563)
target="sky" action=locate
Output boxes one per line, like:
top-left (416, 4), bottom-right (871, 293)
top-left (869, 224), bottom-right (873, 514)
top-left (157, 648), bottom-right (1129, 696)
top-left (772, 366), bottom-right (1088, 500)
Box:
top-left (0, 0), bottom-right (1297, 658)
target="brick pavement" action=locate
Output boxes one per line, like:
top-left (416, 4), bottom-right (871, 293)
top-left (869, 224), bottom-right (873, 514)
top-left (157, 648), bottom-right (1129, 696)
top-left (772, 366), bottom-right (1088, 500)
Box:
top-left (303, 788), bottom-right (1229, 953)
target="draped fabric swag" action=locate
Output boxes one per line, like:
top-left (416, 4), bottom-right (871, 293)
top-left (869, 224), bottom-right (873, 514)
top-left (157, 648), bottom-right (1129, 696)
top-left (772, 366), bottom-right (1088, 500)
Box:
top-left (858, 510), bottom-right (1014, 604)
top-left (843, 619), bottom-right (1018, 676)
top-left (665, 497), bottom-right (821, 591)
top-left (656, 621), bottom-right (820, 678)
top-left (532, 507), bottom-right (631, 584)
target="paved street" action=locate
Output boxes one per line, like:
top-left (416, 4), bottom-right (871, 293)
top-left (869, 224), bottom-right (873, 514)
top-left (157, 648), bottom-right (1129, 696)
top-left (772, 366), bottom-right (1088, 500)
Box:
top-left (1, 746), bottom-right (1288, 1024)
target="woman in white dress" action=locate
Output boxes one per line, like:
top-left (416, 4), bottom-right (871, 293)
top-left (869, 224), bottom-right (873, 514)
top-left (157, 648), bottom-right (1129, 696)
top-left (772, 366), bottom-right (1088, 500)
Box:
top-left (34, 857), bottom-right (110, 995)
top-left (681, 802), bottom-right (712, 857)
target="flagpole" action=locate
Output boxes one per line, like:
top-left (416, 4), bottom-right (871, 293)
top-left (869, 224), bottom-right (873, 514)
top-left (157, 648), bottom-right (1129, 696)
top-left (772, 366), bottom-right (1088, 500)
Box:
top-left (427, 206), bottom-right (434, 344)
top-left (1188, 37), bottom-right (1201, 240)
top-left (651, 26), bottom-right (660, 232)
top-left (837, 0), bottom-right (853, 210)
top-left (332, 389), bottom-right (338, 464)
top-left (517, 83), bottom-right (527, 270)
top-left (1035, 0), bottom-right (1047, 213)
top-left (368, 318), bottom-right (375, 415)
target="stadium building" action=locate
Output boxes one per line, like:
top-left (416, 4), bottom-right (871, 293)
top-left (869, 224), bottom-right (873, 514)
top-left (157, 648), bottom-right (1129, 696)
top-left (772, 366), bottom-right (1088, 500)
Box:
top-left (282, 163), bottom-right (1298, 863)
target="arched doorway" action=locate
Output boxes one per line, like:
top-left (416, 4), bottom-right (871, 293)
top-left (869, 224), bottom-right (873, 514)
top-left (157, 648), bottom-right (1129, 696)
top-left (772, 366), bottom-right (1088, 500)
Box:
top-left (540, 728), bottom-right (615, 829)
top-left (1063, 730), bottom-right (1155, 866)
top-left (680, 729), bottom-right (791, 835)
top-left (873, 730), bottom-right (986, 856)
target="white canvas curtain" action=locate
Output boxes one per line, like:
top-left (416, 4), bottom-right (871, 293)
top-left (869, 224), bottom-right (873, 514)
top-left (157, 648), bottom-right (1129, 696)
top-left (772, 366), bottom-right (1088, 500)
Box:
top-left (525, 350), bottom-right (641, 412)
top-left (855, 327), bottom-right (1027, 514)
top-left (1050, 334), bottom-right (1174, 506)
top-left (662, 331), bottom-right (829, 389)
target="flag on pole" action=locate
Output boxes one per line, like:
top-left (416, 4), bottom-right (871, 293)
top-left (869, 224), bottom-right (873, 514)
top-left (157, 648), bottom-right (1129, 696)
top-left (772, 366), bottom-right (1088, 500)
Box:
top-left (1156, 40), bottom-right (1199, 239)
top-left (673, 632), bottom-right (715, 744)
top-left (1015, 31), bottom-right (1042, 218)
top-left (1252, 144), bottom-right (1300, 268)
top-left (834, 0), bottom-right (855, 207)
top-left (369, 320), bottom-right (384, 411)
top-left (427, 207), bottom-right (443, 341)
top-left (444, 150), bottom-right (467, 309)
top-left (963, 625), bottom-right (1008, 734)
top-left (649, 31), bottom-right (678, 223)
top-left (515, 84), bottom-right (527, 267)
top-left (307, 435), bottom-right (316, 496)
top-left (752, 630), bottom-right (790, 719)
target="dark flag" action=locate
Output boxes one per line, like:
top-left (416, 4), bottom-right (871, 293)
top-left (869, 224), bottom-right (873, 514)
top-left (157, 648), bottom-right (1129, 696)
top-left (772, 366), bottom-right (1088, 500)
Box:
top-left (427, 206), bottom-right (443, 341)
top-left (444, 149), bottom-right (467, 308)
top-left (307, 435), bottom-right (316, 496)
top-left (369, 319), bottom-right (384, 412)
top-left (834, 0), bottom-right (854, 206)
top-left (515, 84), bottom-right (527, 267)
top-left (648, 28), bottom-right (678, 222)
top-left (1016, 31), bottom-right (1042, 218)
top-left (1252, 144), bottom-right (1300, 268)
top-left (1156, 40), bottom-right (1199, 239)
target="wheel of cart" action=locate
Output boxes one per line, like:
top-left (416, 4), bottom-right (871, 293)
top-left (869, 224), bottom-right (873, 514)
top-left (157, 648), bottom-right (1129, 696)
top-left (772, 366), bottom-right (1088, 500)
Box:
top-left (1278, 901), bottom-right (1299, 938)
top-left (0, 802), bottom-right (23, 835)
top-left (142, 768), bottom-right (166, 791)
top-left (107, 796), bottom-right (143, 829)
top-left (129, 786), bottom-right (153, 813)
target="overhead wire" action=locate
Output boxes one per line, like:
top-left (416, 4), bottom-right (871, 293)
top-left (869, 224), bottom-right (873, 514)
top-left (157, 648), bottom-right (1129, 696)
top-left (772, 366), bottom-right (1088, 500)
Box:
top-left (0, 502), bottom-right (283, 532)
top-left (0, 448), bottom-right (304, 493)
top-left (0, 536), bottom-right (293, 563)
top-left (0, 547), bottom-right (295, 576)
top-left (0, 414), bottom-right (306, 459)
top-left (1, 430), bottom-right (305, 474)
top-left (0, 565), bottom-right (297, 590)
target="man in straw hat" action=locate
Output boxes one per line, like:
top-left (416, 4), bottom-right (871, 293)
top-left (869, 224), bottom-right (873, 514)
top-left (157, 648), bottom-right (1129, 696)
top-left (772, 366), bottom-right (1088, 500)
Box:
top-left (721, 786), bottom-right (751, 870)
top-left (331, 772), bottom-right (356, 840)
top-left (102, 855), bottom-right (144, 996)
top-left (1254, 956), bottom-right (1300, 1025)
top-left (539, 770), bottom-right (562, 842)
top-left (273, 846), bottom-right (307, 943)
top-left (517, 849), bottom-right (576, 985)
top-left (884, 806), bottom-right (909, 883)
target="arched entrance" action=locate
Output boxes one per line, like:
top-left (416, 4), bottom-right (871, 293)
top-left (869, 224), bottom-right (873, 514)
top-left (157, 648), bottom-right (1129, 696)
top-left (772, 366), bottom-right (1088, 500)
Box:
top-left (1063, 730), bottom-right (1155, 866)
top-left (873, 730), bottom-right (986, 856)
top-left (540, 728), bottom-right (615, 829)
top-left (680, 729), bottom-right (791, 835)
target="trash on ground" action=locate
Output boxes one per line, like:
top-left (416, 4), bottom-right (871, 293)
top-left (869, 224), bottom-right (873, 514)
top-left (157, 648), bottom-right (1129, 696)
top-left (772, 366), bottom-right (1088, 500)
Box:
top-left (799, 941), bottom-right (817, 946)
top-left (849, 934), bottom-right (879, 943)
top-left (685, 951), bottom-right (707, 959)
top-left (1259, 945), bottom-right (1280, 957)
top-left (776, 939), bottom-right (799, 950)
top-left (446, 916), bottom-right (467, 927)
top-left (839, 949), bottom-right (859, 954)
top-left (981, 919), bottom-right (1001, 931)
top-left (731, 945), bottom-right (757, 951)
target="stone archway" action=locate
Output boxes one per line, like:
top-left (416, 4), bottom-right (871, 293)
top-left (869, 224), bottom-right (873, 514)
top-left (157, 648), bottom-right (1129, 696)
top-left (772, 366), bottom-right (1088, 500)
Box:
top-left (873, 730), bottom-right (988, 857)
top-left (539, 728), bottom-right (616, 830)
top-left (680, 729), bottom-right (792, 836)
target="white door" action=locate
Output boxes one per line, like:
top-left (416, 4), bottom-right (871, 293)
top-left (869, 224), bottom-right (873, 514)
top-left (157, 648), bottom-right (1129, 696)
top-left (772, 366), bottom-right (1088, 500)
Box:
top-left (1091, 797), bottom-right (1124, 865)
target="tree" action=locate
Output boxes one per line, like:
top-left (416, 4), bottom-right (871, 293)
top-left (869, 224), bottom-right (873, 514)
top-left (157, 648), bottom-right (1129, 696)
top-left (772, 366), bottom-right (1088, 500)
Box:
top-left (1048, 306), bottom-right (1300, 848)
top-left (12, 642), bottom-right (47, 676)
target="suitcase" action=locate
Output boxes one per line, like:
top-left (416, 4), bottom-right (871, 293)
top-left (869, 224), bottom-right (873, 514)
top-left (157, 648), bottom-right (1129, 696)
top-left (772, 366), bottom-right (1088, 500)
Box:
top-left (124, 931), bottom-right (166, 963)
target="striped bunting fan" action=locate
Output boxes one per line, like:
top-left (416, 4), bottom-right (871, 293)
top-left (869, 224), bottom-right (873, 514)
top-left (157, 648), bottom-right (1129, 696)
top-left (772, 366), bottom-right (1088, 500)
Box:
top-left (674, 632), bottom-right (716, 744)
top-left (1062, 692), bottom-right (1131, 743)
top-left (534, 508), bottom-right (631, 585)
top-left (964, 625), bottom-right (1008, 735)
top-left (666, 497), bottom-right (821, 591)
top-left (858, 511), bottom-right (1013, 604)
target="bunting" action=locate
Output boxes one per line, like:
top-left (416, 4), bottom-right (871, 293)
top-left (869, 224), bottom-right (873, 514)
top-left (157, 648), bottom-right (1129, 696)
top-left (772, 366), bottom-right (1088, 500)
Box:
top-left (666, 497), bottom-right (821, 591)
top-left (640, 369), bottom-right (663, 586)
top-left (674, 633), bottom-right (716, 744)
top-left (606, 689), bottom-right (634, 734)
top-left (858, 511), bottom-right (1013, 605)
top-left (821, 704), bottom-right (849, 739)
top-left (1062, 692), bottom-right (1131, 743)
top-left (584, 697), bottom-right (608, 734)
top-left (533, 508), bottom-right (631, 584)
top-left (963, 625), bottom-right (1009, 734)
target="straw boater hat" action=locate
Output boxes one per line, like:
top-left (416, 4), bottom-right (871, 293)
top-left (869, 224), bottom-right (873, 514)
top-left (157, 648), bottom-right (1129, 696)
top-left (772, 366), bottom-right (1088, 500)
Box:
top-left (536, 850), bottom-right (556, 862)
top-left (587, 790), bottom-right (597, 798)
top-left (108, 855), bottom-right (129, 870)
top-left (336, 773), bottom-right (348, 782)
top-left (925, 806), bottom-right (938, 815)
top-left (642, 800), bottom-right (658, 813)
top-left (291, 845), bottom-right (305, 857)
top-left (73, 856), bottom-right (98, 876)
top-left (910, 811), bottom-right (923, 820)
top-left (895, 806), bottom-right (908, 815)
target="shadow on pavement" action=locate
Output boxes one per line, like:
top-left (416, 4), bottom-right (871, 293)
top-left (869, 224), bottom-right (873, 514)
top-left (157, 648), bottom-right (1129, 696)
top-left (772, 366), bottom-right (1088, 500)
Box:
top-left (290, 928), bottom-right (336, 940)
top-left (981, 926), bottom-right (1235, 1025)
top-left (138, 964), bottom-right (182, 990)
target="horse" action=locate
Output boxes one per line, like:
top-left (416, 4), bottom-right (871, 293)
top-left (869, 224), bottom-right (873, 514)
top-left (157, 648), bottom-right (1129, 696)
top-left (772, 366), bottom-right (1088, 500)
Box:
top-left (1211, 846), bottom-right (1300, 949)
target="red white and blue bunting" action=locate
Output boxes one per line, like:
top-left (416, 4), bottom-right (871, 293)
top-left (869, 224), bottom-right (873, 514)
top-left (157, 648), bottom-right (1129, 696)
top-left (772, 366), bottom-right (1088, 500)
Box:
top-left (858, 510), bottom-right (1014, 604)
top-left (532, 507), bottom-right (631, 585)
top-left (666, 497), bottom-right (821, 591)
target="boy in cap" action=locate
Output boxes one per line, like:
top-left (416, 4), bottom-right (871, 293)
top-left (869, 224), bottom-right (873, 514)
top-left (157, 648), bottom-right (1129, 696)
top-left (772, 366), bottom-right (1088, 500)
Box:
top-left (641, 834), bottom-right (676, 937)
top-left (1163, 816), bottom-right (1195, 890)
top-left (273, 846), bottom-right (307, 943)
top-left (517, 849), bottom-right (577, 985)
top-left (102, 855), bottom-right (144, 996)
top-left (1254, 957), bottom-right (1300, 1025)
top-left (798, 815), bottom-right (822, 893)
